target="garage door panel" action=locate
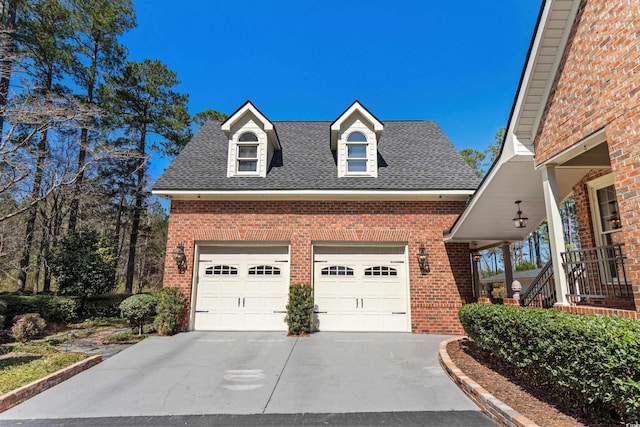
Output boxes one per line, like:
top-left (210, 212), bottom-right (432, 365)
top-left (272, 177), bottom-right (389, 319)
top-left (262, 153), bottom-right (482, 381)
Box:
top-left (313, 246), bottom-right (409, 332)
top-left (361, 297), bottom-right (405, 312)
top-left (244, 295), bottom-right (287, 310)
top-left (194, 312), bottom-right (242, 330)
top-left (315, 295), bottom-right (359, 312)
top-left (316, 313), bottom-right (360, 331)
top-left (196, 295), bottom-right (240, 311)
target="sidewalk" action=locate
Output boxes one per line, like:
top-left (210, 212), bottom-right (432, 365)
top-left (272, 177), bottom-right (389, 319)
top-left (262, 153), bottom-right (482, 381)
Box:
top-left (56, 328), bottom-right (134, 359)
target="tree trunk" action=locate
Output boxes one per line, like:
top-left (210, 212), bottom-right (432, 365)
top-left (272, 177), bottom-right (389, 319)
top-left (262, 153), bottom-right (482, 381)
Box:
top-left (137, 225), bottom-right (149, 293)
top-left (534, 229), bottom-right (543, 268)
top-left (125, 127), bottom-right (146, 294)
top-left (16, 129), bottom-right (48, 291)
top-left (0, 0), bottom-right (17, 134)
top-left (68, 40), bottom-right (99, 233)
top-left (34, 211), bottom-right (52, 295)
top-left (44, 190), bottom-right (63, 292)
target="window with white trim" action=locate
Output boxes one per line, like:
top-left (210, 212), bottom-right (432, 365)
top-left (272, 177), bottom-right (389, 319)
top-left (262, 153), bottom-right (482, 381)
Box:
top-left (321, 266), bottom-right (354, 276)
top-left (236, 132), bottom-right (259, 173)
top-left (346, 132), bottom-right (368, 173)
top-left (248, 265), bottom-right (281, 276)
top-left (364, 266), bottom-right (398, 276)
top-left (205, 265), bottom-right (238, 275)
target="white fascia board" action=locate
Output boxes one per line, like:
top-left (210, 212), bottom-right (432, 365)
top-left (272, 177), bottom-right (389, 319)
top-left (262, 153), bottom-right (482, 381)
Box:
top-left (152, 189), bottom-right (474, 202)
top-left (330, 101), bottom-right (384, 150)
top-left (330, 101), bottom-right (384, 132)
top-left (221, 102), bottom-right (271, 133)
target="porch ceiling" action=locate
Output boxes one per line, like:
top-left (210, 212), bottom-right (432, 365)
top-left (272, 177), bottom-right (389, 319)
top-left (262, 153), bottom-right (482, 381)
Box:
top-left (444, 151), bottom-right (595, 249)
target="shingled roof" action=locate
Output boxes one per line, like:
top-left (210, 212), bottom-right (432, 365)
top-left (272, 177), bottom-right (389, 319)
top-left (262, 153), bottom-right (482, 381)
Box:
top-left (153, 120), bottom-right (480, 192)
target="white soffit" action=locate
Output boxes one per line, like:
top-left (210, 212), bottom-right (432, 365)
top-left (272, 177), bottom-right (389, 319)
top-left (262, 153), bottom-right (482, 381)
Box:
top-left (444, 0), bottom-right (579, 248)
top-left (514, 0), bottom-right (579, 146)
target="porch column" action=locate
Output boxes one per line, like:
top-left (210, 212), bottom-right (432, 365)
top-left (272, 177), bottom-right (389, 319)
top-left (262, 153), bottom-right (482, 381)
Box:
top-left (502, 243), bottom-right (514, 298)
top-left (541, 164), bottom-right (569, 305)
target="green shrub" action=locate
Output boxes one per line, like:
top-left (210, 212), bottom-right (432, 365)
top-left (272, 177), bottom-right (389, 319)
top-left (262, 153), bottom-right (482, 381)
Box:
top-left (0, 294), bottom-right (78, 327)
top-left (153, 287), bottom-right (186, 335)
top-left (44, 297), bottom-right (78, 323)
top-left (11, 313), bottom-right (46, 342)
top-left (78, 294), bottom-right (130, 318)
top-left (119, 294), bottom-right (158, 335)
top-left (285, 284), bottom-right (313, 335)
top-left (459, 303), bottom-right (640, 423)
top-left (50, 230), bottom-right (117, 309)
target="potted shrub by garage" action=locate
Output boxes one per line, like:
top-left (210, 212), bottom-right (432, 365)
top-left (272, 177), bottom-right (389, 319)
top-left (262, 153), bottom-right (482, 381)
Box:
top-left (285, 284), bottom-right (313, 336)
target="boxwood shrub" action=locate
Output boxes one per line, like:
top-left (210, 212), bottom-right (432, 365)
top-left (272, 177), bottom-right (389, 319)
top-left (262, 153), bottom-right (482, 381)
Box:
top-left (459, 303), bottom-right (640, 422)
top-left (78, 294), bottom-right (130, 318)
top-left (285, 284), bottom-right (313, 335)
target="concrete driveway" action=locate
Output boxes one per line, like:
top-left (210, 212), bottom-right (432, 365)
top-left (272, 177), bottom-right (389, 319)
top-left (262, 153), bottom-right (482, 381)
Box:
top-left (0, 332), bottom-right (494, 425)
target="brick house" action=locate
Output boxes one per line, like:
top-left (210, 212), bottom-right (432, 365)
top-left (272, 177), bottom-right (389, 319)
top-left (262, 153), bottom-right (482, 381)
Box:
top-left (153, 101), bottom-right (480, 334)
top-left (445, 0), bottom-right (640, 316)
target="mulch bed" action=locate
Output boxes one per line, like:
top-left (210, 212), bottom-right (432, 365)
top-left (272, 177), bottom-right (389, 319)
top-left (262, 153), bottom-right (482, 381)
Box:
top-left (446, 339), bottom-right (624, 427)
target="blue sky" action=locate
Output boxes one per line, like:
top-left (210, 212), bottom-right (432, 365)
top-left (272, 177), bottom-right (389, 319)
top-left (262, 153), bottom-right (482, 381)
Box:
top-left (122, 0), bottom-right (542, 180)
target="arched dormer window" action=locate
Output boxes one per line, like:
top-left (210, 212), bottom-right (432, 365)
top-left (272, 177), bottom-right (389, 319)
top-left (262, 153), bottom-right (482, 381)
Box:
top-left (347, 132), bottom-right (367, 142)
top-left (346, 132), bottom-right (368, 173)
top-left (239, 132), bottom-right (258, 142)
top-left (222, 101), bottom-right (281, 178)
top-left (330, 101), bottom-right (383, 178)
top-left (237, 132), bottom-right (259, 172)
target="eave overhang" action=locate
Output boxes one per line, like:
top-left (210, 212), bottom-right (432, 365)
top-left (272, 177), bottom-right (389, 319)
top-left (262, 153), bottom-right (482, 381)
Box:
top-left (152, 189), bottom-right (474, 202)
top-left (444, 0), bottom-right (580, 249)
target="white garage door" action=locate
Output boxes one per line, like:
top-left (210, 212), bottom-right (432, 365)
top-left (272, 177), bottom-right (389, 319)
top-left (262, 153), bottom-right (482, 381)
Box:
top-left (313, 246), bottom-right (409, 332)
top-left (194, 246), bottom-right (290, 331)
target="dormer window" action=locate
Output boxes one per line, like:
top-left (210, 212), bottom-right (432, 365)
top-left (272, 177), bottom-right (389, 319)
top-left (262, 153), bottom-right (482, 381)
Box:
top-left (237, 133), bottom-right (259, 173)
top-left (330, 101), bottom-right (383, 178)
top-left (347, 132), bottom-right (368, 173)
top-left (222, 101), bottom-right (281, 178)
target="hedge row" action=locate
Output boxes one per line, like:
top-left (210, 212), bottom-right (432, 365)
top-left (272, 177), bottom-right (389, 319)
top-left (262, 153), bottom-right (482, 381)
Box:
top-left (0, 293), bottom-right (131, 327)
top-left (459, 303), bottom-right (640, 422)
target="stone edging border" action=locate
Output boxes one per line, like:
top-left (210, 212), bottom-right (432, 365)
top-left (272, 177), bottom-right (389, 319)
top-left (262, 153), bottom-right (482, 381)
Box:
top-left (0, 354), bottom-right (102, 413)
top-left (438, 337), bottom-right (539, 427)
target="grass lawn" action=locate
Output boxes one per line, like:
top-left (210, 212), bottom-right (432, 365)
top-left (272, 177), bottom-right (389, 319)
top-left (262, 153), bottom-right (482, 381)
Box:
top-left (0, 318), bottom-right (131, 395)
top-left (0, 351), bottom-right (86, 394)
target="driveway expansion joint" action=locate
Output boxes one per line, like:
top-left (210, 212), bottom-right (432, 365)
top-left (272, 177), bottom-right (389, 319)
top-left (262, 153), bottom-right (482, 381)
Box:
top-left (438, 337), bottom-right (539, 427)
top-left (262, 335), bottom-right (298, 414)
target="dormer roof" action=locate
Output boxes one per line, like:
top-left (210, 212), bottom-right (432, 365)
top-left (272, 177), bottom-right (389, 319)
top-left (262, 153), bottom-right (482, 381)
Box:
top-left (330, 101), bottom-right (384, 150)
top-left (221, 100), bottom-right (281, 150)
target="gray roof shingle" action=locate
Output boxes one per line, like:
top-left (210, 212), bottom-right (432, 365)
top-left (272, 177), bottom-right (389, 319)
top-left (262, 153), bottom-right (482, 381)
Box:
top-left (153, 120), bottom-right (480, 191)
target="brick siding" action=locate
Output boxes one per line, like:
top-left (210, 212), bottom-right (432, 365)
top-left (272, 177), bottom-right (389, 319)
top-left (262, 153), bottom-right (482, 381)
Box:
top-left (534, 0), bottom-right (640, 311)
top-left (163, 199), bottom-right (472, 334)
